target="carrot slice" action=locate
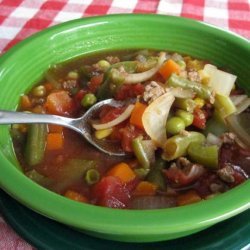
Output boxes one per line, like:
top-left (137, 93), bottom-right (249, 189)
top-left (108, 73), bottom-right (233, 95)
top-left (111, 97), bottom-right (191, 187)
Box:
top-left (48, 124), bottom-right (63, 133)
top-left (133, 181), bottom-right (158, 196)
top-left (20, 95), bottom-right (32, 110)
top-left (45, 90), bottom-right (74, 115)
top-left (129, 102), bottom-right (147, 129)
top-left (106, 162), bottom-right (136, 183)
top-left (46, 133), bottom-right (64, 150)
top-left (177, 190), bottom-right (201, 206)
top-left (159, 59), bottom-right (181, 80)
top-left (64, 190), bottom-right (88, 203)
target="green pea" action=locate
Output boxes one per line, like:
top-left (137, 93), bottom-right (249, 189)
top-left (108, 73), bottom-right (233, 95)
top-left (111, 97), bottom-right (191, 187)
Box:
top-left (166, 117), bottom-right (185, 135)
top-left (81, 93), bottom-right (97, 108)
top-left (97, 60), bottom-right (111, 71)
top-left (32, 85), bottom-right (46, 97)
top-left (175, 109), bottom-right (194, 127)
top-left (85, 169), bottom-right (100, 185)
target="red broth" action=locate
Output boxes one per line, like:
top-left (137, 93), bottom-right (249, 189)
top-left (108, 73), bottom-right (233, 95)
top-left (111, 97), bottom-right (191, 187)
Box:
top-left (12, 50), bottom-right (249, 209)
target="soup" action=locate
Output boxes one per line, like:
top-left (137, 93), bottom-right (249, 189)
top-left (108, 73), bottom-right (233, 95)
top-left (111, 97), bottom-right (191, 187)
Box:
top-left (11, 50), bottom-right (249, 209)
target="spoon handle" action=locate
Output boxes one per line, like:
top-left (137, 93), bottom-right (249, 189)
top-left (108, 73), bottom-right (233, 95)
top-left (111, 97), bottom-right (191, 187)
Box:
top-left (0, 110), bottom-right (73, 127)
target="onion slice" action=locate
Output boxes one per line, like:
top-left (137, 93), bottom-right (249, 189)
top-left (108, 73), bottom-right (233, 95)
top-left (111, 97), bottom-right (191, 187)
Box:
top-left (123, 52), bottom-right (166, 84)
top-left (235, 98), bottom-right (250, 115)
top-left (92, 104), bottom-right (134, 130)
top-left (142, 92), bottom-right (175, 147)
top-left (226, 114), bottom-right (250, 147)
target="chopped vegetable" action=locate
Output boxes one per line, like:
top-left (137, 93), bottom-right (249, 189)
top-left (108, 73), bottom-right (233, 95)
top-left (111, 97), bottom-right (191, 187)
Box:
top-left (45, 90), bottom-right (74, 115)
top-left (92, 104), bottom-right (134, 130)
top-left (168, 74), bottom-right (213, 101)
top-left (146, 157), bottom-right (166, 190)
top-left (203, 64), bottom-right (236, 96)
top-left (129, 102), bottom-right (147, 129)
top-left (26, 169), bottom-right (53, 187)
top-left (226, 113), bottom-right (250, 147)
top-left (85, 169), bottom-right (100, 185)
top-left (159, 59), bottom-right (181, 80)
top-left (142, 92), bottom-right (175, 147)
top-left (122, 52), bottom-right (166, 84)
top-left (106, 162), bottom-right (136, 184)
top-left (94, 128), bottom-right (113, 139)
top-left (162, 132), bottom-right (205, 161)
top-left (174, 98), bottom-right (196, 113)
top-left (133, 181), bottom-right (158, 196)
top-left (132, 137), bottom-right (155, 169)
top-left (24, 124), bottom-right (48, 167)
top-left (81, 93), bottom-right (97, 108)
top-left (177, 190), bottom-right (201, 206)
top-left (64, 190), bottom-right (88, 203)
top-left (192, 108), bottom-right (207, 129)
top-left (175, 109), bottom-right (194, 127)
top-left (214, 93), bottom-right (236, 119)
top-left (166, 116), bottom-right (185, 135)
top-left (46, 133), bottom-right (64, 150)
top-left (187, 141), bottom-right (219, 169)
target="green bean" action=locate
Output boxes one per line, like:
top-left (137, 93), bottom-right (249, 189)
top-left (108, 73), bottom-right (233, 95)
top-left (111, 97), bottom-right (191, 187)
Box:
top-left (174, 98), bottom-right (196, 113)
top-left (81, 93), bottom-right (97, 108)
top-left (187, 141), bottom-right (219, 169)
top-left (85, 169), bottom-right (100, 185)
top-left (168, 73), bottom-right (212, 100)
top-left (24, 124), bottom-right (48, 167)
top-left (214, 93), bottom-right (236, 119)
top-left (132, 137), bottom-right (151, 169)
top-left (146, 157), bottom-right (167, 190)
top-left (175, 109), bottom-right (194, 127)
top-left (162, 131), bottom-right (205, 161)
top-left (166, 117), bottom-right (185, 135)
top-left (134, 168), bottom-right (150, 178)
top-left (26, 169), bottom-right (53, 187)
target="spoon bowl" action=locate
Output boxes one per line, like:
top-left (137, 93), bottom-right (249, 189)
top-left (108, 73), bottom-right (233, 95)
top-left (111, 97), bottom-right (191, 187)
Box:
top-left (0, 98), bottom-right (130, 156)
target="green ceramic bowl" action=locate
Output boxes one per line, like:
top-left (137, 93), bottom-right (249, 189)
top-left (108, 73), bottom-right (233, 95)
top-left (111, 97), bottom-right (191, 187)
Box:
top-left (0, 14), bottom-right (249, 243)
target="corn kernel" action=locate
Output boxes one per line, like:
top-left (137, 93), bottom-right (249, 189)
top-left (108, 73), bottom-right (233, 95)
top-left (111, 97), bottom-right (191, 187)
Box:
top-left (194, 97), bottom-right (205, 108)
top-left (95, 128), bottom-right (113, 139)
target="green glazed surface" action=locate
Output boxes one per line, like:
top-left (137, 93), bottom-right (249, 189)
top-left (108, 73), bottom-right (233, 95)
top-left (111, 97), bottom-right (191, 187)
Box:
top-left (0, 14), bottom-right (249, 242)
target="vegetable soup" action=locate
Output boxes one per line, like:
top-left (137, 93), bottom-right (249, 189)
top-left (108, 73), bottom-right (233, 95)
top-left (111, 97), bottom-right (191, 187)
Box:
top-left (11, 50), bottom-right (250, 209)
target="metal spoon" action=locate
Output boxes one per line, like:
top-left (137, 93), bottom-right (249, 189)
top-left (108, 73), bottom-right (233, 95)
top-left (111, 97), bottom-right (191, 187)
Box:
top-left (0, 99), bottom-right (131, 156)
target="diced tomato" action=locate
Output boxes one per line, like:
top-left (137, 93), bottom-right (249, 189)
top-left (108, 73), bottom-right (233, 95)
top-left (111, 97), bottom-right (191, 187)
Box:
top-left (88, 74), bottom-right (103, 93)
top-left (99, 106), bottom-right (125, 123)
top-left (115, 83), bottom-right (144, 100)
top-left (91, 176), bottom-right (131, 208)
top-left (192, 108), bottom-right (206, 129)
top-left (74, 89), bottom-right (87, 104)
top-left (45, 90), bottom-right (76, 116)
top-left (119, 124), bottom-right (144, 152)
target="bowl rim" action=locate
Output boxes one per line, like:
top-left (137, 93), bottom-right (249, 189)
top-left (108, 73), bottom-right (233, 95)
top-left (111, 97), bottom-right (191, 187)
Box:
top-left (0, 14), bottom-right (249, 237)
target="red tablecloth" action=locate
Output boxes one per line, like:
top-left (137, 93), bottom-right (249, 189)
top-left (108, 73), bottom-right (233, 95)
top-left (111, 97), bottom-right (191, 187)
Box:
top-left (0, 0), bottom-right (249, 248)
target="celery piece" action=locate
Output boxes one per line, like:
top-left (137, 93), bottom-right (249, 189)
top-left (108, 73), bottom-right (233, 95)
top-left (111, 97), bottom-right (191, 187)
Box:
top-left (214, 93), bottom-right (236, 119)
top-left (168, 74), bottom-right (212, 101)
top-left (162, 132), bottom-right (205, 161)
top-left (187, 141), bottom-right (219, 169)
top-left (24, 124), bottom-right (48, 167)
top-left (204, 115), bottom-right (228, 137)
